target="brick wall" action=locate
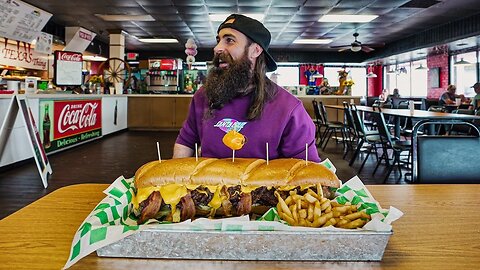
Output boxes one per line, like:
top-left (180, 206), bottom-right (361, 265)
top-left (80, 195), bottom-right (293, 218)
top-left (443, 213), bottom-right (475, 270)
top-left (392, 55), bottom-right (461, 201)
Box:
top-left (427, 47), bottom-right (449, 99)
top-left (367, 65), bottom-right (383, 97)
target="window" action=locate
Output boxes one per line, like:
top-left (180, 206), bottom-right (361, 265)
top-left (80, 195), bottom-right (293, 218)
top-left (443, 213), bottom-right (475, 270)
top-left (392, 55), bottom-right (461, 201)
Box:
top-left (349, 67), bottom-right (367, 96)
top-left (324, 66), bottom-right (366, 95)
top-left (451, 52), bottom-right (477, 97)
top-left (384, 61), bottom-right (426, 97)
top-left (411, 60), bottom-right (427, 96)
top-left (266, 66), bottom-right (299, 86)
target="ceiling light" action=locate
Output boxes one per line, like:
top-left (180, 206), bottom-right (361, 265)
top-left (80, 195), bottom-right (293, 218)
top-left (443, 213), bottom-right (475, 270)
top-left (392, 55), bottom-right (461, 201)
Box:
top-left (318, 15), bottom-right (378, 23)
top-left (351, 45), bottom-right (362, 52)
top-left (293, 39), bottom-right (333, 45)
top-left (83, 55), bottom-right (108, 61)
top-left (454, 58), bottom-right (471, 65)
top-left (415, 64), bottom-right (427, 70)
top-left (95, 14), bottom-right (155, 22)
top-left (138, 38), bottom-right (179, 43)
top-left (366, 71), bottom-right (377, 78)
top-left (209, 13), bottom-right (265, 22)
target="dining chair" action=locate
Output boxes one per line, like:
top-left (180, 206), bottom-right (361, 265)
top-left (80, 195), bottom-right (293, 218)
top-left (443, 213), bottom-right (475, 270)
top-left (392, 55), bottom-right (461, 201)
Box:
top-left (411, 119), bottom-right (480, 183)
top-left (342, 101), bottom-right (359, 159)
top-left (448, 109), bottom-right (475, 135)
top-left (371, 109), bottom-right (412, 183)
top-left (311, 100), bottom-right (325, 146)
top-left (349, 104), bottom-right (381, 173)
top-left (318, 101), bottom-right (346, 150)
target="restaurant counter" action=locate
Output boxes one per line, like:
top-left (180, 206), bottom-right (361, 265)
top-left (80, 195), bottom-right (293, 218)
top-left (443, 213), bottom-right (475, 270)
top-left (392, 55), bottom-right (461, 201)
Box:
top-left (127, 94), bottom-right (361, 130)
top-left (0, 94), bottom-right (127, 167)
top-left (0, 183), bottom-right (478, 269)
top-left (1, 93), bottom-right (359, 167)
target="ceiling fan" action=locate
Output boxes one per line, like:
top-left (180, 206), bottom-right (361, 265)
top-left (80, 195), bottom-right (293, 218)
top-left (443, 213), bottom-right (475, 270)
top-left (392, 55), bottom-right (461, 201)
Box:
top-left (330, 32), bottom-right (383, 53)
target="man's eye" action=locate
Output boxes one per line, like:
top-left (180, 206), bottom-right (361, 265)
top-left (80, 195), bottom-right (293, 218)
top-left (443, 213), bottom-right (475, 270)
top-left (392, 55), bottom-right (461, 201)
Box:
top-left (226, 38), bottom-right (234, 43)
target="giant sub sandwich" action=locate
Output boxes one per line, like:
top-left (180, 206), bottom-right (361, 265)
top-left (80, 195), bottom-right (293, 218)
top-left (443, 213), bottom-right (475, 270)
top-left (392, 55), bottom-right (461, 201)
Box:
top-left (133, 157), bottom-right (340, 224)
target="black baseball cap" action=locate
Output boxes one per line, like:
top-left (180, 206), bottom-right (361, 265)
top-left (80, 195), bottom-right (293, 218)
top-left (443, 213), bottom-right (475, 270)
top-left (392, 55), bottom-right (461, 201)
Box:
top-left (471, 82), bottom-right (480, 88)
top-left (217, 14), bottom-right (277, 72)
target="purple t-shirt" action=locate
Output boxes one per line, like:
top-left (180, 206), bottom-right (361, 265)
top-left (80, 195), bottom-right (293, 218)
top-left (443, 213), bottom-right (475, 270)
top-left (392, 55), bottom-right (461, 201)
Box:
top-left (176, 84), bottom-right (320, 162)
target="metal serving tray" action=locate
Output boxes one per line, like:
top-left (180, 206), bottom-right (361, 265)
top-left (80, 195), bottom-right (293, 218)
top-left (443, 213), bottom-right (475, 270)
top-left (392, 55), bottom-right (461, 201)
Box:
top-left (97, 229), bottom-right (392, 261)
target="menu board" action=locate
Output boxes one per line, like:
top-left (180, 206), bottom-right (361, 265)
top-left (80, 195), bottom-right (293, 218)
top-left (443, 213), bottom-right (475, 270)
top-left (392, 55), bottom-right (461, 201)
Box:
top-left (0, 0), bottom-right (52, 43)
top-left (54, 50), bottom-right (83, 86)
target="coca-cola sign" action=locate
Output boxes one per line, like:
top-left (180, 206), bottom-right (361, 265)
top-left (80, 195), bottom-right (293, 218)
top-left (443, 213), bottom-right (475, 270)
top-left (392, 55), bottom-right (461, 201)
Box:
top-left (55, 51), bottom-right (82, 62)
top-left (53, 99), bottom-right (102, 138)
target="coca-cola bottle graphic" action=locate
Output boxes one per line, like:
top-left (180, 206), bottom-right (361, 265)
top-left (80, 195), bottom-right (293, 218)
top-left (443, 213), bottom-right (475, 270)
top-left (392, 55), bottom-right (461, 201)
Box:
top-left (42, 104), bottom-right (51, 148)
top-left (113, 100), bottom-right (118, 125)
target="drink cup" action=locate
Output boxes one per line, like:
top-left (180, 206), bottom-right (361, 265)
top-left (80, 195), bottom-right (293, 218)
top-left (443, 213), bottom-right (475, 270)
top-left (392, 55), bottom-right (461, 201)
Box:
top-left (455, 98), bottom-right (461, 106)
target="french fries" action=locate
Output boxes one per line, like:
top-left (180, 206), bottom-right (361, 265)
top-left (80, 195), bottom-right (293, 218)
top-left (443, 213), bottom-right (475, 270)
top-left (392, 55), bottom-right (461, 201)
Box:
top-left (275, 189), bottom-right (371, 229)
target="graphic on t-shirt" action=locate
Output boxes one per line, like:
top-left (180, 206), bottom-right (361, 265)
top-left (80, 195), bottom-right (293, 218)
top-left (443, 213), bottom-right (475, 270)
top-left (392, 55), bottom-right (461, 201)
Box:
top-left (214, 118), bottom-right (247, 133)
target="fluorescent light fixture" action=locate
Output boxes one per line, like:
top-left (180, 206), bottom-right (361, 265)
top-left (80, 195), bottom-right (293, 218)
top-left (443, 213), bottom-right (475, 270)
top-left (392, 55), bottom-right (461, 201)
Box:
top-left (95, 14), bottom-right (155, 22)
top-left (138, 38), bottom-right (179, 43)
top-left (127, 61), bottom-right (139, 65)
top-left (83, 55), bottom-right (108, 61)
top-left (319, 14), bottom-right (378, 23)
top-left (209, 13), bottom-right (265, 22)
top-left (293, 39), bottom-right (333, 45)
top-left (454, 58), bottom-right (471, 66)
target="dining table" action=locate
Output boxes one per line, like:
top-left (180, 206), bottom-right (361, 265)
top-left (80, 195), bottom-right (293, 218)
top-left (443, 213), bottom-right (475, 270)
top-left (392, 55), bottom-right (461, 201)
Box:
top-left (325, 104), bottom-right (480, 137)
top-left (0, 183), bottom-right (479, 270)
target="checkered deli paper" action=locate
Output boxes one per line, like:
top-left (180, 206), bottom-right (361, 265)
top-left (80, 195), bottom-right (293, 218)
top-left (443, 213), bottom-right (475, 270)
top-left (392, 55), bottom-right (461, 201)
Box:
top-left (63, 159), bottom-right (403, 269)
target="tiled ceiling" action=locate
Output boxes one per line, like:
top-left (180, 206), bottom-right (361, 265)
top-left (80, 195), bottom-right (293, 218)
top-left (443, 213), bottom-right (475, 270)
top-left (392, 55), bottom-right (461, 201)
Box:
top-left (24, 0), bottom-right (480, 52)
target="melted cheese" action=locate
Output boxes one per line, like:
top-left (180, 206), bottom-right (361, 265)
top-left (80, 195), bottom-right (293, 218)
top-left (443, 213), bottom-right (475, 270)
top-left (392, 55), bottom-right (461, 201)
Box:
top-left (208, 186), bottom-right (225, 209)
top-left (241, 186), bottom-right (259, 193)
top-left (158, 184), bottom-right (188, 206)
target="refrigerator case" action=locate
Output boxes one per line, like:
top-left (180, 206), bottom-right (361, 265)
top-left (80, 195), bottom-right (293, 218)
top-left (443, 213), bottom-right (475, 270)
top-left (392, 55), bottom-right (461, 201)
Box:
top-left (147, 58), bottom-right (183, 93)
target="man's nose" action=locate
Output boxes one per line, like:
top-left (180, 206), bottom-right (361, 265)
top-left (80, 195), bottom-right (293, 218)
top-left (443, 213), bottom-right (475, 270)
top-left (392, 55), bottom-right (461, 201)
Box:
top-left (214, 43), bottom-right (224, 54)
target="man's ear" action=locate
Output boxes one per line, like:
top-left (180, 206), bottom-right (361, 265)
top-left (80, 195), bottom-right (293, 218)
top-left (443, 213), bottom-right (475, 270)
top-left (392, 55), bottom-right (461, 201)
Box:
top-left (248, 43), bottom-right (263, 61)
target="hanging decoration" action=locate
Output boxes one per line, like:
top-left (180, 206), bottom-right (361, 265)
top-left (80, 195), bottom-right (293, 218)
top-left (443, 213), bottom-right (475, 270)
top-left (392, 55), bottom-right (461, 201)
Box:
top-left (185, 38), bottom-right (198, 69)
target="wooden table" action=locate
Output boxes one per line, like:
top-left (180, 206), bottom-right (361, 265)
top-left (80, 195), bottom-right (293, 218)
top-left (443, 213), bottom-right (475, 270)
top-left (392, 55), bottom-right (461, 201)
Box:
top-left (1, 184), bottom-right (479, 269)
top-left (325, 104), bottom-right (480, 136)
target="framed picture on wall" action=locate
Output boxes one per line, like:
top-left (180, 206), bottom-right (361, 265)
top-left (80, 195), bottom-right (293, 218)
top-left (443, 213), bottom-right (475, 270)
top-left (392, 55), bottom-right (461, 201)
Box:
top-left (429, 67), bottom-right (440, 88)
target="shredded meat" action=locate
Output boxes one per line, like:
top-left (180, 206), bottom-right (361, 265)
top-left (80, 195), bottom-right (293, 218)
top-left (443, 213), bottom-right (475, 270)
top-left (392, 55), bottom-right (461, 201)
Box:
top-left (251, 187), bottom-right (278, 206)
top-left (138, 191), bottom-right (162, 224)
top-left (191, 187), bottom-right (213, 206)
top-left (234, 193), bottom-right (252, 216)
top-left (180, 192), bottom-right (196, 221)
top-left (322, 186), bottom-right (334, 199)
top-left (222, 199), bottom-right (233, 216)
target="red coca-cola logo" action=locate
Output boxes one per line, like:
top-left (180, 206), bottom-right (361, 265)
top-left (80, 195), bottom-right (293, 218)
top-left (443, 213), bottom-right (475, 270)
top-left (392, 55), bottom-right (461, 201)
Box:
top-left (57, 51), bottom-right (82, 62)
top-left (53, 100), bottom-right (102, 138)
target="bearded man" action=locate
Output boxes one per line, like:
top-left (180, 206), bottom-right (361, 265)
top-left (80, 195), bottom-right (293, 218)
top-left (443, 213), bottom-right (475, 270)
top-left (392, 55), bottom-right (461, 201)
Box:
top-left (173, 14), bottom-right (320, 162)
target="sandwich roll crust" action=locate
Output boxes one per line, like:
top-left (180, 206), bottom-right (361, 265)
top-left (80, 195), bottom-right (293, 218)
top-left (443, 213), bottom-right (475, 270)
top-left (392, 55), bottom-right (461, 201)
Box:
top-left (133, 157), bottom-right (340, 224)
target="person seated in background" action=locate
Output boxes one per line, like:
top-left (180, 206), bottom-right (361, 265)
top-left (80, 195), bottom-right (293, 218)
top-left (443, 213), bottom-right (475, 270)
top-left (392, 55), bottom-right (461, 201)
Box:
top-left (379, 88), bottom-right (389, 103)
top-left (470, 82), bottom-right (480, 109)
top-left (384, 88), bottom-right (400, 105)
top-left (439, 84), bottom-right (469, 105)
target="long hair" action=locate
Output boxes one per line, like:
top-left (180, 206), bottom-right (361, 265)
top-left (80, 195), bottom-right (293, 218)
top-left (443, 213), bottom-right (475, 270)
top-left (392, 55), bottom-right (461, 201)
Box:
top-left (247, 46), bottom-right (276, 120)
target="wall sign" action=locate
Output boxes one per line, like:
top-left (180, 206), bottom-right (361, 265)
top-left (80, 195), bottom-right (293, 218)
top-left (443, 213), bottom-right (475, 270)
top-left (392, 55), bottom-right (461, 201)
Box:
top-left (0, 37), bottom-right (48, 69)
top-left (54, 50), bottom-right (83, 86)
top-left (39, 99), bottom-right (102, 153)
top-left (0, 0), bottom-right (52, 43)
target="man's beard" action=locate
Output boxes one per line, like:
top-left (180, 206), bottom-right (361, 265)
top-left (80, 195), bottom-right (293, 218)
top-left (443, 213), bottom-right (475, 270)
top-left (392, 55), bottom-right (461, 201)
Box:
top-left (204, 52), bottom-right (253, 112)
